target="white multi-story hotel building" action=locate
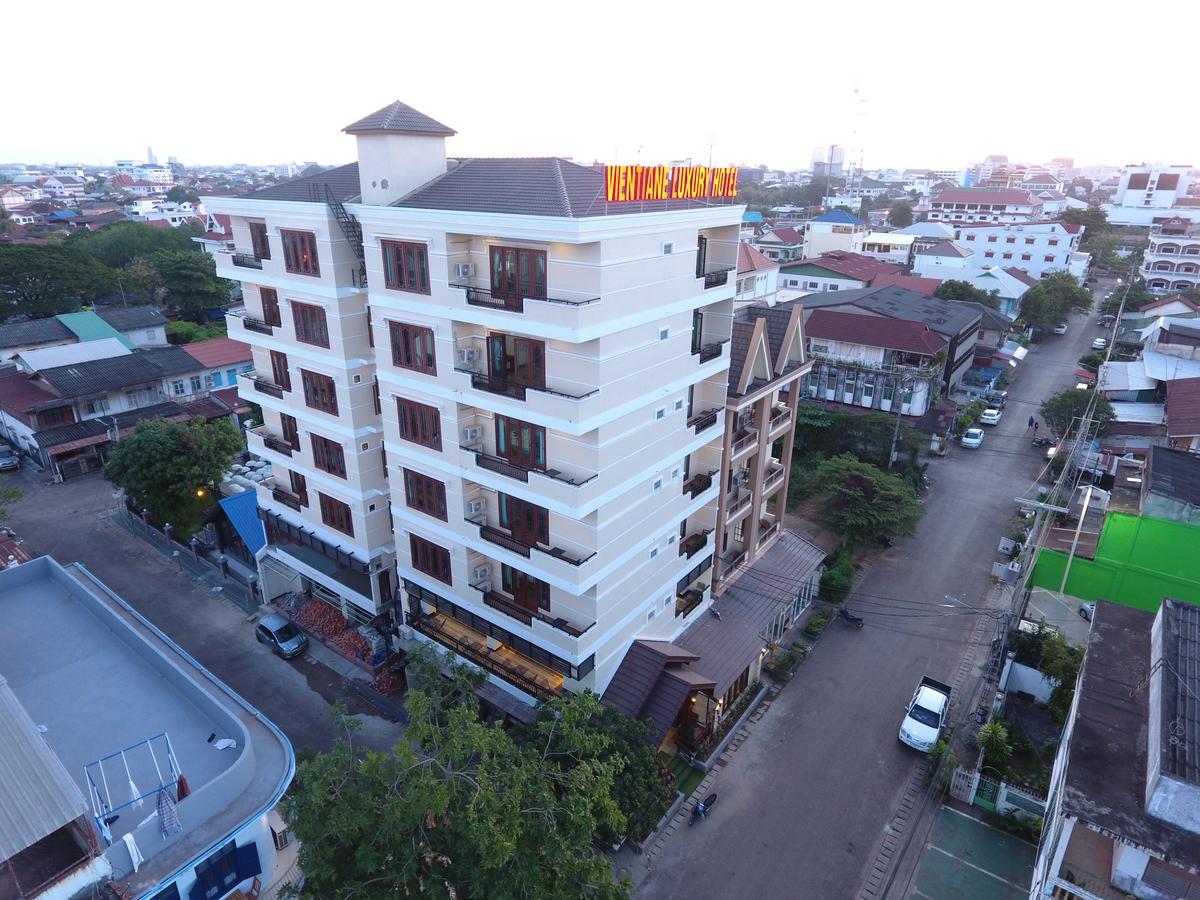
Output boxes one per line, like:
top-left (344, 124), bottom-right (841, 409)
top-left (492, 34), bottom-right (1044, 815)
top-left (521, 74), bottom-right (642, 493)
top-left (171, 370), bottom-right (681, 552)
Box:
top-left (204, 101), bottom-right (818, 709)
top-left (1142, 216), bottom-right (1200, 292)
top-left (926, 189), bottom-right (1043, 223)
top-left (951, 220), bottom-right (1084, 279)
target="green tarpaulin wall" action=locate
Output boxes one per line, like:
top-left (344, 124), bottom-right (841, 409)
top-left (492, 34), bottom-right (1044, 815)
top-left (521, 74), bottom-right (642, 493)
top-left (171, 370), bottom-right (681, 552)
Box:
top-left (1031, 513), bottom-right (1200, 611)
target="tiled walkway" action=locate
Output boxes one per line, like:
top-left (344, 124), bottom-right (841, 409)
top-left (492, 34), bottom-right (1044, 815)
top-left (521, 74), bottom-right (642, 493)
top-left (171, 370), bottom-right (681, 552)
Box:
top-left (907, 806), bottom-right (1036, 900)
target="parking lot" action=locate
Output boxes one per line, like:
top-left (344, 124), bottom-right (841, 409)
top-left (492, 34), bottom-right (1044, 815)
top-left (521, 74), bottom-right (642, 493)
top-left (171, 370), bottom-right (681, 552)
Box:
top-left (905, 806), bottom-right (1036, 900)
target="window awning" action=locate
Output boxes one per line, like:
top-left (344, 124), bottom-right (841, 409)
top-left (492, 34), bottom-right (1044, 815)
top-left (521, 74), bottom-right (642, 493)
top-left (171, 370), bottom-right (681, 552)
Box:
top-left (45, 433), bottom-right (110, 456)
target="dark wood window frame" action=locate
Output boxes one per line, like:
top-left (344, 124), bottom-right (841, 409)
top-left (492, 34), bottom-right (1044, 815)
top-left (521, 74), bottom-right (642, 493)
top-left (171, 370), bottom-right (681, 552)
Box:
top-left (269, 350), bottom-right (291, 391)
top-left (291, 301), bottom-right (330, 348)
top-left (501, 563), bottom-right (551, 612)
top-left (495, 415), bottom-right (545, 470)
top-left (410, 534), bottom-right (452, 585)
top-left (300, 369), bottom-right (338, 415)
top-left (318, 492), bottom-right (354, 536)
top-left (382, 240), bottom-right (431, 294)
top-left (311, 433), bottom-right (347, 478)
top-left (281, 229), bottom-right (320, 277)
top-left (260, 287), bottom-right (281, 326)
top-left (487, 333), bottom-right (545, 389)
top-left (389, 321), bottom-right (436, 374)
top-left (489, 245), bottom-right (547, 301)
top-left (289, 470), bottom-right (308, 506)
top-left (249, 222), bottom-right (271, 260)
top-left (396, 398), bottom-right (441, 450)
top-left (498, 492), bottom-right (549, 546)
top-left (280, 413), bottom-right (300, 451)
top-left (403, 468), bottom-right (447, 520)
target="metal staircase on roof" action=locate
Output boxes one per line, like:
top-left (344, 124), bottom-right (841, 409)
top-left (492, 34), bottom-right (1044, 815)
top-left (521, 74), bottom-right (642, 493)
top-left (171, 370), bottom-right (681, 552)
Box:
top-left (309, 184), bottom-right (367, 288)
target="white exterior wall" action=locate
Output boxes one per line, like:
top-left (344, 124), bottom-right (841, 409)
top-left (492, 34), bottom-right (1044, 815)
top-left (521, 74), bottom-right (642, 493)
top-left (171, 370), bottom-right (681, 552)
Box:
top-left (801, 222), bottom-right (864, 259)
top-left (927, 200), bottom-right (1039, 223)
top-left (952, 222), bottom-right (1082, 279)
top-left (1143, 231), bottom-right (1200, 291)
top-left (123, 324), bottom-right (168, 348)
top-left (912, 252), bottom-right (973, 276)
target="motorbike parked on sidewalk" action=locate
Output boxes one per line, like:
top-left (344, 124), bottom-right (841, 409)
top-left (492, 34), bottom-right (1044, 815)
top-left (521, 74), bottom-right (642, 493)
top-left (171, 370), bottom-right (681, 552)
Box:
top-left (837, 607), bottom-right (864, 629)
top-left (1031, 436), bottom-right (1054, 448)
top-left (689, 793), bottom-right (718, 826)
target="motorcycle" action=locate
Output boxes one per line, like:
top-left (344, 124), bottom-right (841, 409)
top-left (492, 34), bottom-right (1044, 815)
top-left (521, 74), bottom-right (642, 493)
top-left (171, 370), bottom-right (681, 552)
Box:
top-left (837, 607), bottom-right (864, 629)
top-left (1031, 436), bottom-right (1054, 448)
top-left (688, 792), bottom-right (717, 826)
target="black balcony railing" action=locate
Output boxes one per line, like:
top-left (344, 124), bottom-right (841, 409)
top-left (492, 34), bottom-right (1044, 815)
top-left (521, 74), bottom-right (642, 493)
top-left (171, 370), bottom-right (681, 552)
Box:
top-left (702, 266), bottom-right (733, 289)
top-left (679, 531), bottom-right (711, 559)
top-left (260, 433), bottom-right (295, 456)
top-left (688, 408), bottom-right (719, 433)
top-left (472, 451), bottom-right (598, 488)
top-left (247, 375), bottom-right (285, 398)
top-left (697, 342), bottom-right (724, 363)
top-left (675, 587), bottom-right (706, 618)
top-left (483, 590), bottom-right (533, 626)
top-left (271, 487), bottom-right (304, 511)
top-left (241, 316), bottom-right (274, 335)
top-left (452, 284), bottom-right (601, 313)
top-left (411, 614), bottom-right (559, 700)
top-left (682, 472), bottom-right (713, 499)
top-left (480, 524), bottom-right (532, 558)
top-left (231, 252), bottom-right (264, 270)
top-left (471, 373), bottom-right (529, 400)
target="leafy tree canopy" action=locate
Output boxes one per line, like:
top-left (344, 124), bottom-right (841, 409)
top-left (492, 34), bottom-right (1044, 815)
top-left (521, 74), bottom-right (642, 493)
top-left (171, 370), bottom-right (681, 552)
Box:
top-left (166, 186), bottom-right (200, 204)
top-left (166, 319), bottom-right (227, 344)
top-left (1061, 206), bottom-right (1109, 235)
top-left (1019, 272), bottom-right (1093, 328)
top-left (1039, 389), bottom-right (1117, 437)
top-left (286, 644), bottom-right (631, 900)
top-left (888, 199), bottom-right (914, 228)
top-left (0, 244), bottom-right (117, 318)
top-left (934, 279), bottom-right (1001, 310)
top-left (812, 454), bottom-right (923, 545)
top-left (66, 220), bottom-right (202, 269)
top-left (150, 249), bottom-right (232, 322)
top-left (105, 417), bottom-right (243, 526)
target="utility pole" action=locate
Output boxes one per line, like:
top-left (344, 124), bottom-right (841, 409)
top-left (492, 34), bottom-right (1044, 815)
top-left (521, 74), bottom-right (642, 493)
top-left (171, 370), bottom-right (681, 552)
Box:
top-left (887, 372), bottom-right (912, 469)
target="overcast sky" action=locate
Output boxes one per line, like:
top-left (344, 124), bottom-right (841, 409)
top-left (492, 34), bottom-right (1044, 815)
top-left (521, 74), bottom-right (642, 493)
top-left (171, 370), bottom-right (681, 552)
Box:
top-left (6, 0), bottom-right (1194, 172)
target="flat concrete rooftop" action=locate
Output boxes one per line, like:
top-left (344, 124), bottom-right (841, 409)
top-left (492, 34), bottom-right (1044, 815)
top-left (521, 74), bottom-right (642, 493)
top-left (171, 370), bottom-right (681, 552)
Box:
top-left (0, 557), bottom-right (293, 896)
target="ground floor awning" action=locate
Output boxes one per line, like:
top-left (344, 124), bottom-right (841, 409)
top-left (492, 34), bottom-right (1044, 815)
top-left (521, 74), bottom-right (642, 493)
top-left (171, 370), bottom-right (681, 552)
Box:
top-left (44, 432), bottom-right (110, 456)
top-left (218, 492), bottom-right (266, 556)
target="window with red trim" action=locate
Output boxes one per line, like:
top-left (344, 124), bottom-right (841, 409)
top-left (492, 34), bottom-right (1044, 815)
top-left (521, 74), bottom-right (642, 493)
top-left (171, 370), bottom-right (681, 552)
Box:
top-left (318, 492), bottom-right (353, 536)
top-left (311, 433), bottom-right (346, 477)
top-left (396, 398), bottom-right (441, 449)
top-left (281, 413), bottom-right (300, 451)
top-left (249, 222), bottom-right (271, 260)
top-left (261, 288), bottom-right (281, 326)
top-left (300, 369), bottom-right (337, 414)
top-left (382, 241), bottom-right (430, 294)
top-left (410, 534), bottom-right (451, 584)
top-left (291, 302), bottom-right (330, 348)
top-left (281, 230), bottom-right (320, 276)
top-left (289, 470), bottom-right (308, 505)
top-left (1044, 255), bottom-right (1055, 263)
top-left (403, 469), bottom-right (446, 520)
top-left (389, 322), bottom-right (436, 373)
top-left (489, 246), bottom-right (547, 300)
top-left (269, 350), bottom-right (291, 391)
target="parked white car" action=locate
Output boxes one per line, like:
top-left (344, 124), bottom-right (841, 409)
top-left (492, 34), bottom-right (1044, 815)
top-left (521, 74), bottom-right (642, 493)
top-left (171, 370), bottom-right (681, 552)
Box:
top-left (961, 428), bottom-right (985, 449)
top-left (1092, 337), bottom-right (1108, 350)
top-left (899, 676), bottom-right (952, 752)
top-left (979, 408), bottom-right (1003, 426)
top-left (1053, 323), bottom-right (1069, 335)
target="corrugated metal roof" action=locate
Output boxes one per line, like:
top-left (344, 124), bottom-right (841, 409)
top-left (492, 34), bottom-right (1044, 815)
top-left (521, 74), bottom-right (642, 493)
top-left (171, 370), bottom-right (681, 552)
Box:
top-left (97, 307), bottom-right (168, 331)
top-left (219, 492), bottom-right (266, 556)
top-left (0, 675), bottom-right (88, 862)
top-left (55, 311), bottom-right (135, 349)
top-left (0, 318), bottom-right (73, 350)
top-left (18, 338), bottom-right (132, 372)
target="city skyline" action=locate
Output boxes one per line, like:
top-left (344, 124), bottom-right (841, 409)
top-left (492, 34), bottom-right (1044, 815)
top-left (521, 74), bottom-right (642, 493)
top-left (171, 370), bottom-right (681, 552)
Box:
top-left (5, 0), bottom-right (1194, 172)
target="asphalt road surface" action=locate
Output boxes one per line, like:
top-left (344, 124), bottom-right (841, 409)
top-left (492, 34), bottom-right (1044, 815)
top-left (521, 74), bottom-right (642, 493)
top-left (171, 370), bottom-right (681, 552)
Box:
top-left (635, 292), bottom-right (1109, 900)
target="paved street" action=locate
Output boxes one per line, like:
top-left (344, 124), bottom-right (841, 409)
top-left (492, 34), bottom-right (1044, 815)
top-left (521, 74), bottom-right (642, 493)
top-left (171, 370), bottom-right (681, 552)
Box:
top-left (4, 468), bottom-right (403, 755)
top-left (635, 288), bottom-right (1110, 900)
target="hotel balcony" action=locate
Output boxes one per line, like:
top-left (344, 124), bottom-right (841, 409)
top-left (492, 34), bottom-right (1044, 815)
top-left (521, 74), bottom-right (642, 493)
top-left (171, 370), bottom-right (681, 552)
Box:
top-left (452, 283), bottom-right (600, 315)
top-left (767, 405), bottom-right (793, 439)
top-left (451, 336), bottom-right (599, 410)
top-left (701, 265), bottom-right (735, 290)
top-left (221, 248), bottom-right (264, 270)
top-left (682, 471), bottom-right (716, 500)
top-left (687, 408), bottom-right (721, 436)
top-left (470, 520), bottom-right (596, 569)
top-left (679, 529), bottom-right (713, 560)
top-left (763, 461), bottom-right (786, 495)
top-left (726, 487), bottom-right (752, 522)
top-left (270, 485), bottom-right (304, 511)
top-left (675, 577), bottom-right (710, 619)
top-left (757, 519), bottom-right (781, 548)
top-left (247, 425), bottom-right (295, 458)
top-left (241, 371), bottom-right (287, 399)
top-left (730, 428), bottom-right (758, 459)
top-left (228, 310), bottom-right (275, 336)
top-left (478, 588), bottom-right (590, 639)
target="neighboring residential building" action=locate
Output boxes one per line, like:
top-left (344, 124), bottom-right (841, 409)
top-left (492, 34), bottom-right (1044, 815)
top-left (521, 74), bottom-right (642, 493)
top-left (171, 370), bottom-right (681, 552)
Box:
top-left (894, 220), bottom-right (956, 253)
top-left (1142, 217), bottom-right (1200, 292)
top-left (1031, 599), bottom-right (1200, 900)
top-left (205, 99), bottom-right (750, 704)
top-left (860, 231), bottom-right (916, 267)
top-left (951, 220), bottom-right (1084, 279)
top-left (182, 335), bottom-right (254, 391)
top-left (0, 307), bottom-right (168, 362)
top-left (778, 250), bottom-right (902, 294)
top-left (926, 189), bottom-right (1043, 223)
top-left (750, 225), bottom-right (804, 262)
top-left (870, 273), bottom-right (943, 296)
top-left (734, 242), bottom-right (779, 306)
top-left (192, 212), bottom-right (236, 254)
top-left (801, 209), bottom-right (865, 258)
top-left (792, 285), bottom-right (981, 391)
top-left (35, 175), bottom-right (86, 199)
top-left (0, 555), bottom-right (293, 900)
top-left (911, 240), bottom-right (974, 276)
top-left (1166, 377), bottom-right (1200, 452)
top-left (802, 309), bottom-right (948, 418)
top-left (1140, 445), bottom-right (1200, 523)
top-left (962, 265), bottom-right (1036, 318)
top-left (0, 185), bottom-right (32, 210)
top-left (1018, 172), bottom-right (1063, 193)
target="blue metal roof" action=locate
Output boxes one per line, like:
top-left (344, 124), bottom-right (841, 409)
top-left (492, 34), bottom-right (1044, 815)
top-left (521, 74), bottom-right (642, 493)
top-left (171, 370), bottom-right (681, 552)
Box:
top-left (742, 211), bottom-right (764, 223)
top-left (218, 492), bottom-right (266, 556)
top-left (812, 209), bottom-right (862, 224)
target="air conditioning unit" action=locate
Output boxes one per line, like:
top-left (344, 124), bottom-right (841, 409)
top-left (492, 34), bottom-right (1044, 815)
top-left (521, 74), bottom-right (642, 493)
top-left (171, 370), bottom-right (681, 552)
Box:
top-left (466, 498), bottom-right (486, 517)
top-left (454, 263), bottom-right (475, 279)
top-left (462, 425), bottom-right (482, 444)
top-left (734, 471), bottom-right (749, 486)
top-left (472, 565), bottom-right (491, 584)
top-left (458, 348), bottom-right (479, 365)
top-left (398, 624), bottom-right (414, 641)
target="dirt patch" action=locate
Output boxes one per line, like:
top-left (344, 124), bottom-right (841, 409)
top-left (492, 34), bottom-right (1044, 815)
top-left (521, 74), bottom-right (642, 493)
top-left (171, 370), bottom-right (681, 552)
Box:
top-left (783, 498), bottom-right (842, 555)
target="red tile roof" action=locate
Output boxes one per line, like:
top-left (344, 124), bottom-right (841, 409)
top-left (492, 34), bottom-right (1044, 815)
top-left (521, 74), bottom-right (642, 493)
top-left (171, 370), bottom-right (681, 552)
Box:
top-left (737, 242), bottom-right (778, 275)
top-left (0, 371), bottom-right (61, 417)
top-left (763, 225), bottom-right (803, 244)
top-left (783, 250), bottom-right (902, 283)
top-left (805, 309), bottom-right (947, 356)
top-left (184, 336), bottom-right (252, 369)
top-left (933, 189), bottom-right (1041, 206)
top-left (870, 274), bottom-right (942, 296)
top-left (1002, 267), bottom-right (1040, 287)
top-left (212, 386), bottom-right (250, 413)
top-left (1166, 378), bottom-right (1200, 437)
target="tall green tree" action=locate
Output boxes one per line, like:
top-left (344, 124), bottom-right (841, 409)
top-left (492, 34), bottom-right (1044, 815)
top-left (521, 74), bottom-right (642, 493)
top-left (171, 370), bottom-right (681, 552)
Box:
top-left (1062, 206), bottom-right (1109, 238)
top-left (165, 186), bottom-right (200, 204)
top-left (1018, 272), bottom-right (1092, 329)
top-left (0, 244), bottom-right (117, 318)
top-left (888, 200), bottom-right (913, 228)
top-left (934, 279), bottom-right (1001, 310)
top-left (150, 249), bottom-right (231, 322)
top-left (66, 220), bottom-right (201, 269)
top-left (812, 454), bottom-right (923, 545)
top-left (976, 722), bottom-right (1012, 768)
top-left (105, 417), bottom-right (243, 527)
top-left (286, 644), bottom-right (630, 900)
top-left (1039, 389), bottom-right (1117, 437)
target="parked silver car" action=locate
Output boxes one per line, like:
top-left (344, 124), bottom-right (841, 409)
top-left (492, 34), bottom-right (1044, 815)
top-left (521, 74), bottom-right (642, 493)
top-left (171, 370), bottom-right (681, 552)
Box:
top-left (255, 613), bottom-right (308, 659)
top-left (0, 446), bottom-right (19, 471)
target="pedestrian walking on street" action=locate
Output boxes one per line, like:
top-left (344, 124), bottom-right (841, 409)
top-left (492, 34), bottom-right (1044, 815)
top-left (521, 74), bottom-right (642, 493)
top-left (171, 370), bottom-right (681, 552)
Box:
top-left (1034, 421), bottom-right (1040, 434)
top-left (1028, 415), bottom-right (1035, 429)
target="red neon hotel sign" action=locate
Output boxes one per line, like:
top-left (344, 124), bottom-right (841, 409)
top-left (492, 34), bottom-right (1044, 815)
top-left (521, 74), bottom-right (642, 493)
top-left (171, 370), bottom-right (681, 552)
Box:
top-left (605, 165), bottom-right (739, 202)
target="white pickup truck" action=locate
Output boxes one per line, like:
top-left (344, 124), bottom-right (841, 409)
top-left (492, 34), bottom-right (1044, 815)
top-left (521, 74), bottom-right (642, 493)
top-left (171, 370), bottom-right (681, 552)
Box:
top-left (899, 676), bottom-right (952, 752)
